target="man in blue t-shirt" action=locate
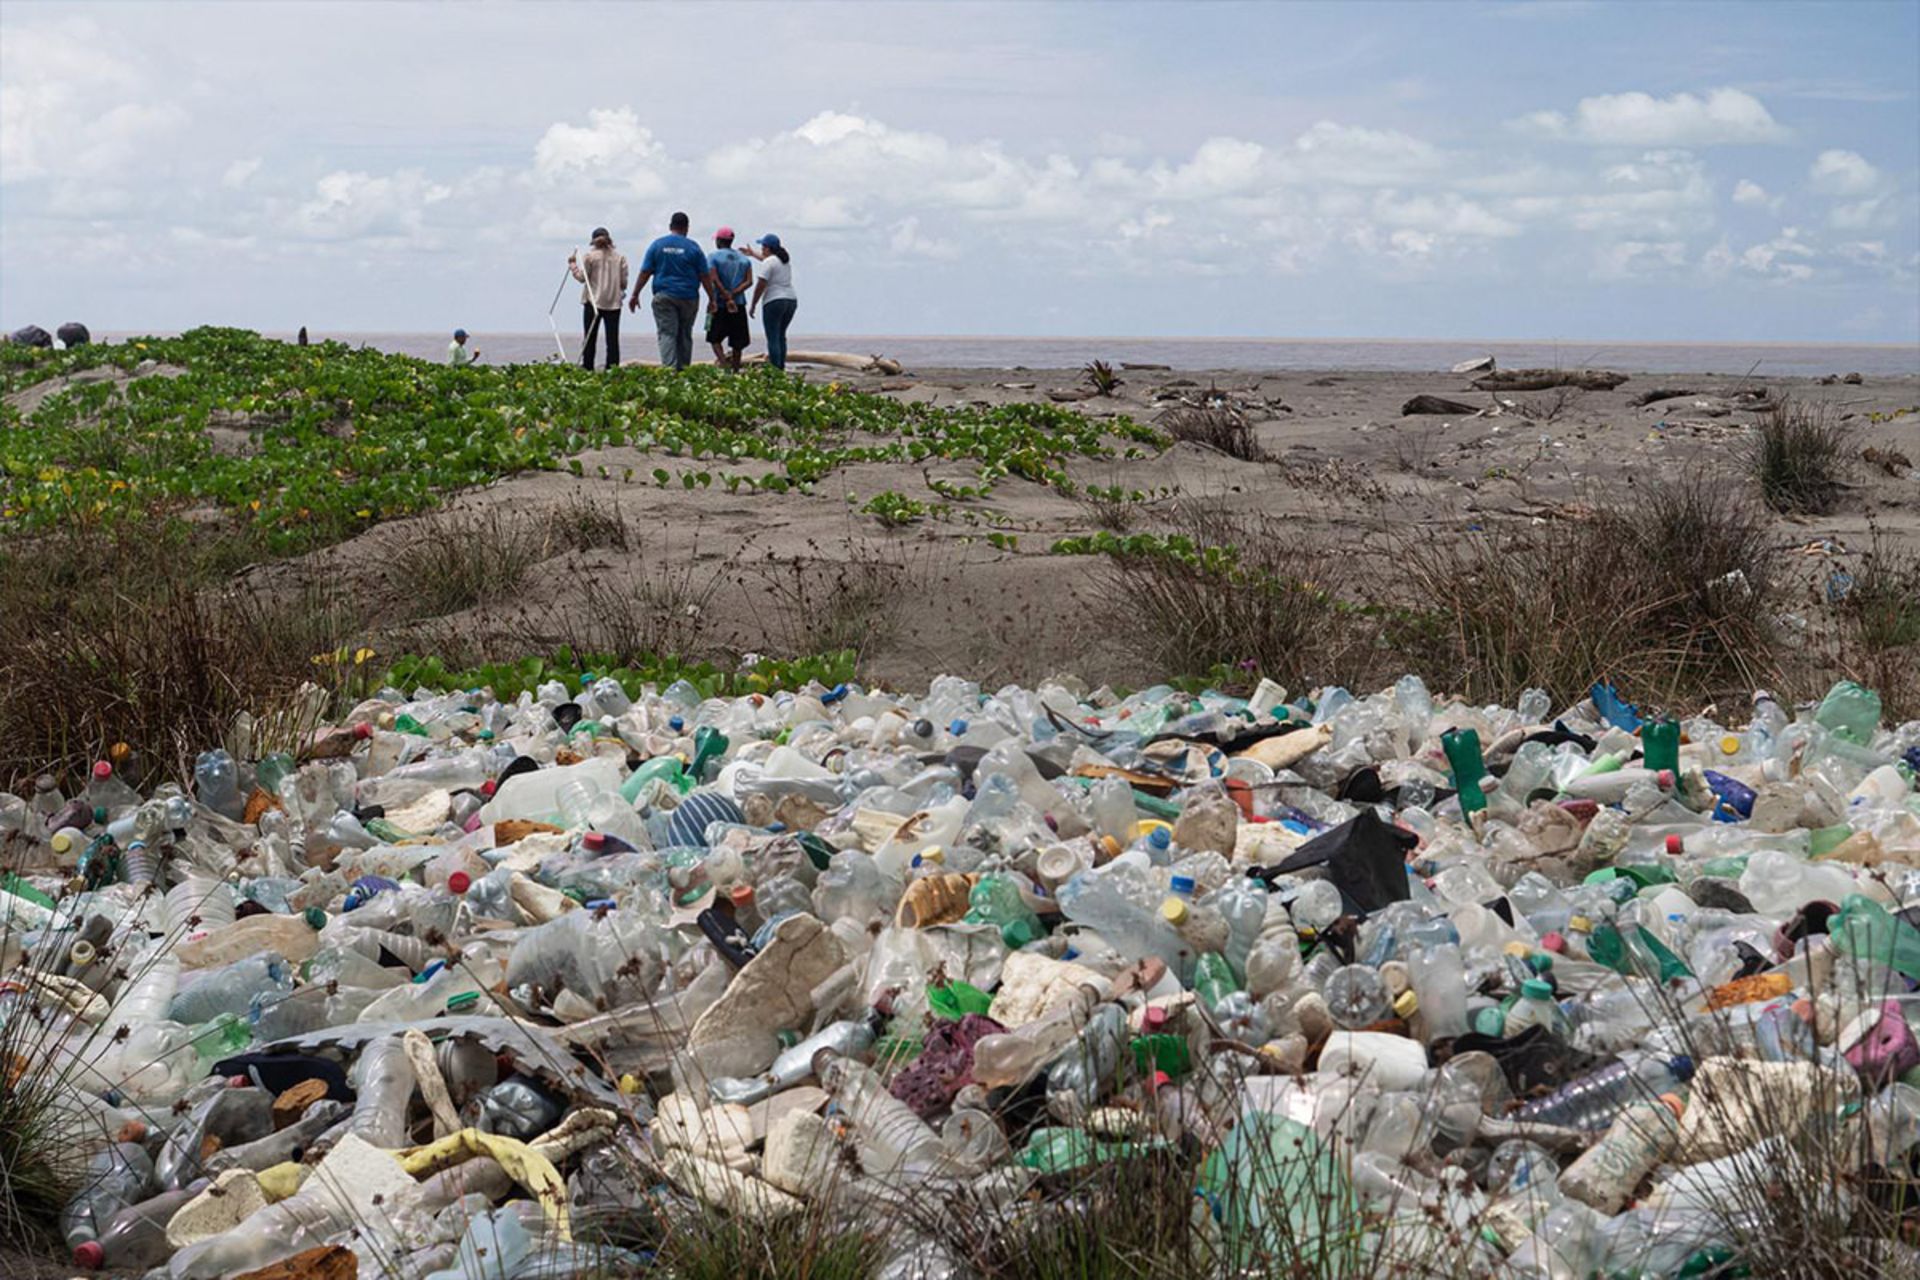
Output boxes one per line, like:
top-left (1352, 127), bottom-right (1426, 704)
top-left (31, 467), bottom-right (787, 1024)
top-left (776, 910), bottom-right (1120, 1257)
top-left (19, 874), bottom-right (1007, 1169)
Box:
top-left (704, 227), bottom-right (755, 371)
top-left (628, 211), bottom-right (727, 369)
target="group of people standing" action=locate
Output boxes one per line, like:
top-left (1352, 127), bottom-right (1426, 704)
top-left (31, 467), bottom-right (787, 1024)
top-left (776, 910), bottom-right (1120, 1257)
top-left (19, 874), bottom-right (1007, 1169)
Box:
top-left (568, 213), bottom-right (798, 372)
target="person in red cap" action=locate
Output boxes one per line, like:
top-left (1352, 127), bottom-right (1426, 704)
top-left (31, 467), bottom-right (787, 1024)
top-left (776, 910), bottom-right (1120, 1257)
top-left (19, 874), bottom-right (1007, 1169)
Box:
top-left (705, 226), bottom-right (754, 371)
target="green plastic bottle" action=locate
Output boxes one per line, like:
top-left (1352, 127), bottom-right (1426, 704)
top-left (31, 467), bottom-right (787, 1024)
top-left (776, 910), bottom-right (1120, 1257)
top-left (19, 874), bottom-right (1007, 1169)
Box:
top-left (1832, 894), bottom-right (1920, 982)
top-left (1194, 952), bottom-right (1239, 1013)
top-left (1642, 717), bottom-right (1680, 775)
top-left (1441, 729), bottom-right (1489, 815)
top-left (1814, 680), bottom-right (1881, 746)
top-left (964, 875), bottom-right (1043, 949)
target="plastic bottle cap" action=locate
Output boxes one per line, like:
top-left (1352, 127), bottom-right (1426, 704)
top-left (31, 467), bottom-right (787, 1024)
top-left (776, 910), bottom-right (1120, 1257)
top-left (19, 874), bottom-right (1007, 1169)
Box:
top-left (1527, 953), bottom-right (1553, 974)
top-left (50, 830), bottom-right (74, 855)
top-left (1169, 874), bottom-right (1195, 896)
top-left (1656, 1092), bottom-right (1685, 1118)
top-left (1148, 828), bottom-right (1171, 850)
top-left (1719, 735), bottom-right (1741, 756)
top-left (1541, 931), bottom-right (1566, 953)
top-left (228, 1074), bottom-right (250, 1087)
top-left (1150, 1070), bottom-right (1171, 1090)
top-left (1668, 1054), bottom-right (1695, 1080)
top-left (1656, 769), bottom-right (1675, 789)
top-left (920, 846), bottom-right (944, 865)
top-left (481, 779), bottom-right (497, 797)
top-left (110, 742), bottom-right (131, 763)
top-left (1473, 1007), bottom-right (1506, 1037)
top-left (91, 760), bottom-right (112, 780)
top-left (73, 1241), bottom-right (104, 1269)
top-left (1160, 898), bottom-right (1190, 925)
top-left (1502, 941), bottom-right (1532, 958)
top-left (730, 885), bottom-right (755, 907)
top-left (447, 871), bottom-right (471, 895)
top-left (1099, 835), bottom-right (1120, 858)
top-left (949, 718), bottom-right (968, 735)
top-left (302, 907), bottom-right (326, 930)
top-left (1665, 834), bottom-right (1683, 855)
top-left (1521, 977), bottom-right (1555, 1000)
top-left (1392, 989), bottom-right (1419, 1018)
top-left (445, 991), bottom-right (481, 1012)
top-left (670, 716), bottom-right (685, 731)
top-left (93, 805), bottom-right (106, 824)
top-left (1568, 915), bottom-right (1593, 933)
top-left (1144, 1006), bottom-right (1169, 1030)
top-left (583, 832), bottom-right (606, 850)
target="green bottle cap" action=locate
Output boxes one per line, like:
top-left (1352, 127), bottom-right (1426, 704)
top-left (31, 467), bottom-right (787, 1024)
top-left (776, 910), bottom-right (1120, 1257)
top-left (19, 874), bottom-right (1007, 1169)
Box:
top-left (302, 906), bottom-right (327, 930)
top-left (1521, 977), bottom-right (1555, 1000)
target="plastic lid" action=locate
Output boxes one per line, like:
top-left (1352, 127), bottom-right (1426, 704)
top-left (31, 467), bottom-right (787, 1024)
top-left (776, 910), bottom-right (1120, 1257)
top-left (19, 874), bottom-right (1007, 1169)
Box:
top-left (1656, 1092), bottom-right (1685, 1118)
top-left (1526, 953), bottom-right (1553, 974)
top-left (730, 884), bottom-right (755, 907)
top-left (1664, 834), bottom-right (1683, 855)
top-left (1169, 874), bottom-right (1195, 896)
top-left (1656, 769), bottom-right (1675, 789)
top-left (1568, 915), bottom-right (1593, 933)
top-left (91, 760), bottom-right (112, 780)
top-left (73, 1241), bottom-right (104, 1269)
top-left (353, 721), bottom-right (373, 739)
top-left (1540, 931), bottom-right (1565, 953)
top-left (1719, 734), bottom-right (1741, 755)
top-left (1668, 1054), bottom-right (1695, 1080)
top-left (1143, 1006), bottom-right (1169, 1030)
top-left (1150, 1069), bottom-right (1172, 1090)
top-left (1502, 941), bottom-right (1532, 958)
top-left (1148, 827), bottom-right (1171, 849)
top-left (1392, 989), bottom-right (1419, 1018)
top-left (949, 718), bottom-right (968, 735)
top-left (920, 845), bottom-right (945, 865)
top-left (669, 716), bottom-right (685, 731)
top-left (445, 991), bottom-right (481, 1012)
top-left (50, 829), bottom-right (75, 855)
top-left (1521, 978), bottom-right (1555, 1000)
top-left (1160, 898), bottom-right (1190, 925)
top-left (583, 832), bottom-right (606, 850)
top-left (481, 779), bottom-right (497, 797)
top-left (302, 907), bottom-right (326, 930)
top-left (447, 871), bottom-right (471, 895)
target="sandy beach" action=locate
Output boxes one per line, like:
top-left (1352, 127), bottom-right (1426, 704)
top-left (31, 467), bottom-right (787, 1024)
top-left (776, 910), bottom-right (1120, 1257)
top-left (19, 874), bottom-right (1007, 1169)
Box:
top-left (272, 362), bottom-right (1920, 690)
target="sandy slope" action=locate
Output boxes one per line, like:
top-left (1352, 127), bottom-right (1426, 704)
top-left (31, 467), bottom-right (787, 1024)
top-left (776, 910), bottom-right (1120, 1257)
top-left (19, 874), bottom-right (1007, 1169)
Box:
top-left (288, 364), bottom-right (1920, 688)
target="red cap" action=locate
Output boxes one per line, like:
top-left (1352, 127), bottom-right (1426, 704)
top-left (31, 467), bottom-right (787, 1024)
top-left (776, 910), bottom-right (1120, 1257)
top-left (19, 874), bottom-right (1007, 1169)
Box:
top-left (583, 832), bottom-right (605, 850)
top-left (447, 871), bottom-right (471, 895)
top-left (228, 1074), bottom-right (250, 1088)
top-left (1656, 769), bottom-right (1675, 789)
top-left (1664, 834), bottom-right (1683, 855)
top-left (1150, 1070), bottom-right (1171, 1091)
top-left (730, 884), bottom-right (755, 907)
top-left (1144, 1006), bottom-right (1168, 1031)
top-left (91, 761), bottom-right (112, 780)
top-left (481, 779), bottom-right (497, 797)
top-left (1541, 931), bottom-right (1566, 953)
top-left (354, 722), bottom-right (373, 739)
top-left (73, 1241), bottom-right (105, 1269)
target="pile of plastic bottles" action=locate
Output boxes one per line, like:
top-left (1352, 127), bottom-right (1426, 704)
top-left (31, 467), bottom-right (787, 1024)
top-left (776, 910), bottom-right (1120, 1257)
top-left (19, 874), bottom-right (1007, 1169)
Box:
top-left (3, 669), bottom-right (1918, 1279)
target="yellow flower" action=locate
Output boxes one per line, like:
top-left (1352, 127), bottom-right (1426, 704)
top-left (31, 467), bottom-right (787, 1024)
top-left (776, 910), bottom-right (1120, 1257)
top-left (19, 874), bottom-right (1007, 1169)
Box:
top-left (355, 508), bottom-right (371, 518)
top-left (353, 647), bottom-right (375, 665)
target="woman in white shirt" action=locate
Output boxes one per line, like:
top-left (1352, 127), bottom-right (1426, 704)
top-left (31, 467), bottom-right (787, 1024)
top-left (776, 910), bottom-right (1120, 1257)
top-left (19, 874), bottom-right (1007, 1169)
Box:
top-left (742, 234), bottom-right (797, 370)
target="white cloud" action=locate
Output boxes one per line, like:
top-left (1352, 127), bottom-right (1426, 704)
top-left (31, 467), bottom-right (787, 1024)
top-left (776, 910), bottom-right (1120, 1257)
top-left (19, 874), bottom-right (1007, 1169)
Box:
top-left (532, 107), bottom-right (666, 196)
top-left (0, 19), bottom-right (187, 182)
top-left (222, 158), bottom-right (262, 189)
top-left (1738, 226), bottom-right (1817, 280)
top-left (288, 170), bottom-right (453, 243)
top-left (1519, 87), bottom-right (1786, 146)
top-left (1596, 239), bottom-right (1687, 278)
top-left (1808, 148), bottom-right (1880, 196)
top-left (1731, 178), bottom-right (1775, 207)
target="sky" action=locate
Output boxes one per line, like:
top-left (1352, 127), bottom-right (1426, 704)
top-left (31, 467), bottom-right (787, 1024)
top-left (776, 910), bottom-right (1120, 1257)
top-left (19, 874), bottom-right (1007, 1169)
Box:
top-left (2, 0), bottom-right (1918, 343)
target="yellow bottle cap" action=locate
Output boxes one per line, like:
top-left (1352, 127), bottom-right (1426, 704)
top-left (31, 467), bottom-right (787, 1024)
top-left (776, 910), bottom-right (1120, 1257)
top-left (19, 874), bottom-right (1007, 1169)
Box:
top-left (1719, 735), bottom-right (1741, 756)
top-left (1098, 835), bottom-right (1121, 859)
top-left (50, 829), bottom-right (76, 855)
top-left (1133, 819), bottom-right (1171, 843)
top-left (1160, 898), bottom-right (1190, 926)
top-left (919, 845), bottom-right (945, 865)
top-left (1568, 915), bottom-right (1592, 933)
top-left (1393, 990), bottom-right (1419, 1019)
top-left (1503, 941), bottom-right (1532, 958)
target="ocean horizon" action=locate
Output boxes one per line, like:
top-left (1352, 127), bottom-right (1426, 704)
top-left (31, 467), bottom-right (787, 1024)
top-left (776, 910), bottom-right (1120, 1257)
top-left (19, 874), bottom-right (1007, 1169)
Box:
top-left (94, 330), bottom-right (1919, 378)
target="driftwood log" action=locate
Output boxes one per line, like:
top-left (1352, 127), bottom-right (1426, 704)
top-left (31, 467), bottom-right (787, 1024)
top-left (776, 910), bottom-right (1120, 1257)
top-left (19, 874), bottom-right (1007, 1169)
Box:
top-left (1472, 369), bottom-right (1628, 392)
top-left (745, 351), bottom-right (904, 375)
top-left (1402, 394), bottom-right (1481, 416)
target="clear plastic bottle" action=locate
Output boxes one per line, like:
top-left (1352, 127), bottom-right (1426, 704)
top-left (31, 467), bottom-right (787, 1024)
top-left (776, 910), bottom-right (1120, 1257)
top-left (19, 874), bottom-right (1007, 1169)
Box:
top-left (1501, 978), bottom-right (1570, 1038)
top-left (819, 1054), bottom-right (945, 1175)
top-left (1045, 1002), bottom-right (1129, 1121)
top-left (164, 875), bottom-right (235, 937)
top-left (168, 952), bottom-right (292, 1025)
top-left (1324, 964), bottom-right (1390, 1029)
top-left (1406, 943), bottom-right (1469, 1039)
top-left (1556, 1095), bottom-right (1683, 1213)
top-left (60, 1141), bottom-right (154, 1259)
top-left (1513, 1051), bottom-right (1695, 1131)
top-left (348, 1033), bottom-right (418, 1148)
top-left (72, 1180), bottom-right (208, 1270)
top-left (970, 1004), bottom-right (1092, 1089)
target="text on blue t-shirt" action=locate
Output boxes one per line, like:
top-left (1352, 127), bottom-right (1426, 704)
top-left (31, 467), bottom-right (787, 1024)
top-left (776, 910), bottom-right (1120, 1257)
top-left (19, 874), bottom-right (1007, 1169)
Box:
top-left (641, 234), bottom-right (710, 300)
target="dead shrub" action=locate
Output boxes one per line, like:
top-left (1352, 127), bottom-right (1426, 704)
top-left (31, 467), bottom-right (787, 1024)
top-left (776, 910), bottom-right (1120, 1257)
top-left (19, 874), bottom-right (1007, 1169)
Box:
top-left (388, 509), bottom-right (547, 617)
top-left (748, 539), bottom-right (911, 663)
top-left (1835, 534), bottom-right (1920, 720)
top-left (1158, 405), bottom-right (1266, 462)
top-left (1750, 399), bottom-right (1853, 514)
top-left (1393, 473), bottom-right (1780, 708)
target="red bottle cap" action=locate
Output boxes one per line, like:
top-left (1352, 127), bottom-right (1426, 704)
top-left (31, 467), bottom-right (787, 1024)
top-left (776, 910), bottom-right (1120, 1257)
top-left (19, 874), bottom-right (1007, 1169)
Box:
top-left (1144, 1006), bottom-right (1169, 1031)
top-left (730, 884), bottom-right (755, 907)
top-left (447, 871), bottom-right (471, 895)
top-left (1150, 1070), bottom-right (1171, 1091)
top-left (1541, 931), bottom-right (1566, 953)
top-left (91, 761), bottom-right (113, 780)
top-left (73, 1241), bottom-right (105, 1269)
top-left (1664, 834), bottom-right (1683, 855)
top-left (228, 1074), bottom-right (249, 1088)
top-left (1657, 769), bottom-right (1675, 789)
top-left (481, 779), bottom-right (497, 797)
top-left (583, 832), bottom-right (605, 850)
top-left (354, 722), bottom-right (373, 739)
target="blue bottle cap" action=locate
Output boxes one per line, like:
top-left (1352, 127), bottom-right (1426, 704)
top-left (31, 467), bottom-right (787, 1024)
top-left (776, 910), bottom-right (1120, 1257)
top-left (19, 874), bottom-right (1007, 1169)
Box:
top-left (1149, 828), bottom-right (1172, 850)
top-left (585, 898), bottom-right (617, 910)
top-left (413, 959), bottom-right (446, 984)
top-left (669, 716), bottom-right (685, 732)
top-left (1668, 1054), bottom-right (1695, 1080)
top-left (822, 683), bottom-right (849, 704)
top-left (949, 718), bottom-right (968, 736)
top-left (1169, 874), bottom-right (1196, 896)
top-left (580, 673), bottom-right (596, 686)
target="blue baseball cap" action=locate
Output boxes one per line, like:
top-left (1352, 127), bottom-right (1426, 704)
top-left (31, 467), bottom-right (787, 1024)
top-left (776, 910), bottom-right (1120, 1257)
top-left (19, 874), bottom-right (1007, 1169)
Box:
top-left (453, 329), bottom-right (468, 339)
top-left (757, 233), bottom-right (781, 248)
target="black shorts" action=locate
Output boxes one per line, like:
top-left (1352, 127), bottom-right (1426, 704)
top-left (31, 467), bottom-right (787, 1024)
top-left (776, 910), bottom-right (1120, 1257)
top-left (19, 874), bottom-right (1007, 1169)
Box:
top-left (705, 306), bottom-right (750, 349)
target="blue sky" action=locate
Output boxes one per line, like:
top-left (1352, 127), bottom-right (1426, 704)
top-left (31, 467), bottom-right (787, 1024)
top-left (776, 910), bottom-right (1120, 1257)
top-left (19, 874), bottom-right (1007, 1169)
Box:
top-left (2, 0), bottom-right (1916, 342)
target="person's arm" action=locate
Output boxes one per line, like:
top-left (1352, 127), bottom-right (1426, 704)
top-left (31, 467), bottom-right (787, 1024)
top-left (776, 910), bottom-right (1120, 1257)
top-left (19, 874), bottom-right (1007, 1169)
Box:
top-left (619, 255), bottom-right (629, 296)
top-left (750, 277), bottom-right (767, 316)
top-left (569, 251), bottom-right (586, 284)
top-left (736, 243), bottom-right (764, 262)
top-left (629, 269), bottom-right (653, 311)
top-left (735, 264), bottom-right (754, 305)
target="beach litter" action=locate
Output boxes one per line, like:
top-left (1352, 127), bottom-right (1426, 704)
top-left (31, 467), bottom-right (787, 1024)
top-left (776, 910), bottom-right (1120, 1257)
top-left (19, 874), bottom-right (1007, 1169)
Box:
top-left (5, 671), bottom-right (1920, 1277)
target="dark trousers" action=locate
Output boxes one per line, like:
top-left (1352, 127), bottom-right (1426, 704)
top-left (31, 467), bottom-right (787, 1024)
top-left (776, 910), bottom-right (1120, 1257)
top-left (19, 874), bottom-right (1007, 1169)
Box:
top-left (762, 298), bottom-right (797, 370)
top-left (582, 305), bottom-right (620, 370)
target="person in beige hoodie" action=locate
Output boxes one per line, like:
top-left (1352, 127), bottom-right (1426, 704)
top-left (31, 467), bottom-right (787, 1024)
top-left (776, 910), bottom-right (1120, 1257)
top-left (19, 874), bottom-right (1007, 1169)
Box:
top-left (568, 227), bottom-right (629, 370)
